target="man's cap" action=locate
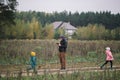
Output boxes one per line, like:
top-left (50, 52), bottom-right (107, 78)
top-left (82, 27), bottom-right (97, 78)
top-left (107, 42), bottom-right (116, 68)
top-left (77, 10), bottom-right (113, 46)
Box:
top-left (59, 36), bottom-right (65, 39)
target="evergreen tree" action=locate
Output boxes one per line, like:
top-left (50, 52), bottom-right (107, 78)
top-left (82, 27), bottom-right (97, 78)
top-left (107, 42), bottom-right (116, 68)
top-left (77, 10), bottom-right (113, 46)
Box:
top-left (0, 0), bottom-right (18, 38)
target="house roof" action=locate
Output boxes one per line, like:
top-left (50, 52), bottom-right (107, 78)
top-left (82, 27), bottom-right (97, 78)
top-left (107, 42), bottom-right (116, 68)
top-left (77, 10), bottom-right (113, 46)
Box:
top-left (52, 21), bottom-right (77, 30)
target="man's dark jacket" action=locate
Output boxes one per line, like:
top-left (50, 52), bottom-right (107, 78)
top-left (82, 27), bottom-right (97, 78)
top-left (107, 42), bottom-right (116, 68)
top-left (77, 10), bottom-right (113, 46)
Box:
top-left (59, 38), bottom-right (67, 52)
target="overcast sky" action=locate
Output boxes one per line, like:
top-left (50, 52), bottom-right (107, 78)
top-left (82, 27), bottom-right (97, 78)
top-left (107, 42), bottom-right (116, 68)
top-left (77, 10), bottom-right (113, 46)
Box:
top-left (17, 0), bottom-right (120, 14)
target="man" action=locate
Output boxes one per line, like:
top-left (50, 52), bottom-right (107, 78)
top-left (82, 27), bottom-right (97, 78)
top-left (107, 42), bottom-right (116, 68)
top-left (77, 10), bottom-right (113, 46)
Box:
top-left (58, 36), bottom-right (67, 70)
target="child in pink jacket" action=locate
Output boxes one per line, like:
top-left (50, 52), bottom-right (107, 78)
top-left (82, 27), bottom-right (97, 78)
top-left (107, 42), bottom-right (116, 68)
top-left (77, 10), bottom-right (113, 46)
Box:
top-left (100, 47), bottom-right (114, 69)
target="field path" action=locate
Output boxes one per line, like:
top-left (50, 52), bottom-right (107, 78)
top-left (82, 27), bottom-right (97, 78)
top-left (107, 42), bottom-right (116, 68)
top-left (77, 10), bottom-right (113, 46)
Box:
top-left (0, 66), bottom-right (120, 77)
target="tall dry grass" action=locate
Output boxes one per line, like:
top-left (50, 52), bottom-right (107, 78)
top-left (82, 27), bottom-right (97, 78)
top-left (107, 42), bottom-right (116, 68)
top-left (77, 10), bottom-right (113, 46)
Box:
top-left (0, 40), bottom-right (120, 65)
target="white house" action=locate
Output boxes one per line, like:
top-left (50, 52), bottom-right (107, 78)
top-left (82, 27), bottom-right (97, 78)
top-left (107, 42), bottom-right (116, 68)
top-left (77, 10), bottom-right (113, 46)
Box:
top-left (52, 21), bottom-right (77, 38)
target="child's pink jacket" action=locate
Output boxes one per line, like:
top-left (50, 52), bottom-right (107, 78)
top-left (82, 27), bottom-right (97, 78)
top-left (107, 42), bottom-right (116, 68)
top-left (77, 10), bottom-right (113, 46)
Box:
top-left (105, 50), bottom-right (114, 61)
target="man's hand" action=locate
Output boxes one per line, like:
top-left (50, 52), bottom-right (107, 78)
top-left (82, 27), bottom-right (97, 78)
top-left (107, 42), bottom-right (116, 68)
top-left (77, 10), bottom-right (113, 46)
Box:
top-left (56, 43), bottom-right (61, 46)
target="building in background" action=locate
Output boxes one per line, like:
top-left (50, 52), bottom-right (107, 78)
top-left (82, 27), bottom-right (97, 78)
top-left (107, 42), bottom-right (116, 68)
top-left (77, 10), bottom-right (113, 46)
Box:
top-left (52, 21), bottom-right (77, 39)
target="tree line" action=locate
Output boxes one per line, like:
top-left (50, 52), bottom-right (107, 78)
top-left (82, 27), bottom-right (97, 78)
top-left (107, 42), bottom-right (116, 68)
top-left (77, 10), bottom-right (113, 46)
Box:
top-left (0, 0), bottom-right (120, 40)
top-left (15, 11), bottom-right (120, 29)
top-left (73, 24), bottom-right (120, 40)
top-left (1, 17), bottom-right (120, 40)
